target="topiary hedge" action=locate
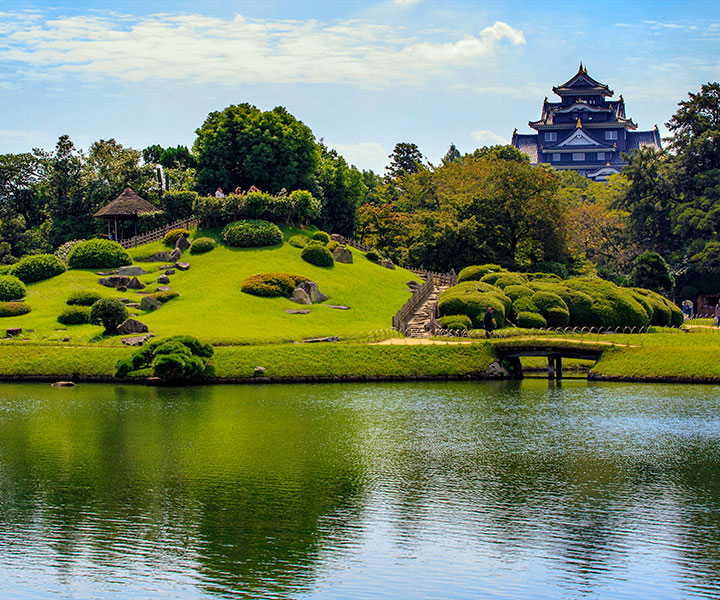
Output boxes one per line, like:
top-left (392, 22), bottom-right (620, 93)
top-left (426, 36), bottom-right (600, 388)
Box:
top-left (457, 264), bottom-right (504, 283)
top-left (312, 231), bottom-right (331, 244)
top-left (162, 228), bottom-right (190, 247)
top-left (301, 244), bottom-right (334, 267)
top-left (0, 302), bottom-right (31, 318)
top-left (67, 290), bottom-right (103, 306)
top-left (504, 284), bottom-right (534, 302)
top-left (630, 288), bottom-right (683, 327)
top-left (90, 298), bottom-right (129, 334)
top-left (189, 237), bottom-right (216, 254)
top-left (241, 273), bottom-right (310, 297)
top-left (437, 281), bottom-right (511, 328)
top-left (67, 239), bottom-right (132, 269)
top-left (11, 254), bottom-right (66, 283)
top-left (545, 306), bottom-right (570, 327)
top-left (115, 335), bottom-right (214, 380)
top-left (0, 275), bottom-right (26, 302)
top-left (222, 220), bottom-right (283, 248)
top-left (288, 234), bottom-right (308, 248)
top-left (57, 306), bottom-right (92, 325)
top-left (516, 311), bottom-right (547, 328)
top-left (438, 314), bottom-right (473, 331)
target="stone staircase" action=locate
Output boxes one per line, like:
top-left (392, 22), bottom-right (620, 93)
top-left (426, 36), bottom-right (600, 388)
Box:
top-left (404, 285), bottom-right (449, 337)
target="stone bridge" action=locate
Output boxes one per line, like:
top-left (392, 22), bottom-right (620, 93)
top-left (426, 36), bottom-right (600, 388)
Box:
top-left (494, 342), bottom-right (605, 379)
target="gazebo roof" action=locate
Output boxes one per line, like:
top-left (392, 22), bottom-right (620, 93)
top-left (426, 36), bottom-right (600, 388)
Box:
top-left (94, 188), bottom-right (158, 218)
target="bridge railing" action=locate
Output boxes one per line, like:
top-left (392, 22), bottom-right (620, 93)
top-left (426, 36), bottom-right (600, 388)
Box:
top-left (392, 276), bottom-right (436, 332)
top-left (119, 217), bottom-right (198, 248)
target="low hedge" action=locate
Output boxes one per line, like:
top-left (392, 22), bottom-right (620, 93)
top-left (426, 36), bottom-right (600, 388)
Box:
top-left (0, 302), bottom-right (31, 318)
top-left (0, 275), bottom-right (26, 302)
top-left (189, 237), bottom-right (216, 254)
top-left (149, 291), bottom-right (180, 303)
top-left (222, 220), bottom-right (283, 248)
top-left (457, 264), bottom-right (504, 283)
top-left (162, 228), bottom-right (190, 247)
top-left (241, 273), bottom-right (310, 297)
top-left (58, 306), bottom-right (92, 325)
top-left (438, 314), bottom-right (473, 331)
top-left (66, 290), bottom-right (103, 306)
top-left (288, 235), bottom-right (308, 248)
top-left (437, 281), bottom-right (511, 328)
top-left (301, 244), bottom-right (334, 267)
top-left (516, 311), bottom-right (547, 328)
top-left (11, 254), bottom-right (66, 283)
top-left (366, 251), bottom-right (380, 262)
top-left (67, 239), bottom-right (132, 269)
top-left (545, 306), bottom-right (570, 327)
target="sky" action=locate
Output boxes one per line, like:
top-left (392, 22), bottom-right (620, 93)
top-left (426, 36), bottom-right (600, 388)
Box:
top-left (1, 0), bottom-right (719, 174)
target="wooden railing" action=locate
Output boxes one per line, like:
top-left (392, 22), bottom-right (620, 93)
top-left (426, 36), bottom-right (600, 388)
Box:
top-left (408, 268), bottom-right (458, 287)
top-left (392, 275), bottom-right (435, 331)
top-left (333, 235), bottom-right (373, 253)
top-left (120, 217), bottom-right (198, 248)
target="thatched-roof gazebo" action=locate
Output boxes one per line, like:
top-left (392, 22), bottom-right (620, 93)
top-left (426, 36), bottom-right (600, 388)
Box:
top-left (94, 188), bottom-right (159, 241)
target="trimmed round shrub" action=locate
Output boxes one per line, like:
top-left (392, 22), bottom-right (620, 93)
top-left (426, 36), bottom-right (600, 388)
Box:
top-left (438, 314), bottom-right (473, 331)
top-left (312, 231), bottom-right (331, 244)
top-left (545, 306), bottom-right (570, 327)
top-left (0, 302), bottom-right (31, 318)
top-left (531, 291), bottom-right (569, 313)
top-left (55, 239), bottom-right (83, 264)
top-left (189, 237), bottom-right (216, 254)
top-left (90, 298), bottom-right (129, 334)
top-left (288, 234), bottom-right (308, 248)
top-left (57, 306), bottom-right (91, 325)
top-left (517, 311), bottom-right (547, 328)
top-left (556, 287), bottom-right (595, 327)
top-left (162, 228), bottom-right (190, 247)
top-left (67, 239), bottom-right (132, 269)
top-left (513, 295), bottom-right (538, 314)
top-left (241, 273), bottom-right (310, 297)
top-left (564, 278), bottom-right (649, 328)
top-left (631, 288), bottom-right (683, 327)
top-left (504, 284), bottom-right (534, 302)
top-left (301, 244), bottom-right (334, 267)
top-left (366, 250), bottom-right (380, 262)
top-left (492, 273), bottom-right (528, 289)
top-left (11, 254), bottom-right (66, 283)
top-left (222, 220), bottom-right (283, 248)
top-left (437, 281), bottom-right (511, 328)
top-left (0, 275), bottom-right (25, 301)
top-left (527, 272), bottom-right (562, 282)
top-left (457, 264), bottom-right (504, 283)
top-left (326, 240), bottom-right (339, 252)
top-left (480, 271), bottom-right (512, 286)
top-left (149, 291), bottom-right (180, 303)
top-left (67, 290), bottom-right (103, 306)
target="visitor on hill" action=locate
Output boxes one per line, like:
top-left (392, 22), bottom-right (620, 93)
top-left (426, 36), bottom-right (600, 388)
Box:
top-left (234, 186), bottom-right (242, 195)
top-left (483, 306), bottom-right (496, 338)
top-left (715, 301), bottom-right (720, 326)
top-left (215, 187), bottom-right (225, 198)
top-left (248, 184), bottom-right (259, 193)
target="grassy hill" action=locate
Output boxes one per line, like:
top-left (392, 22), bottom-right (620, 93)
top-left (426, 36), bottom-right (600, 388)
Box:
top-left (2, 228), bottom-right (420, 345)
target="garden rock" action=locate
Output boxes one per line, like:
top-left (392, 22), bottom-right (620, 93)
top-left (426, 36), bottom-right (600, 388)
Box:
top-left (485, 361), bottom-right (510, 378)
top-left (175, 235), bottom-right (191, 252)
top-left (126, 277), bottom-right (145, 290)
top-left (380, 259), bottom-right (395, 270)
top-left (6, 327), bottom-right (21, 337)
top-left (332, 247), bottom-right (353, 264)
top-left (156, 286), bottom-right (172, 292)
top-left (157, 275), bottom-right (170, 284)
top-left (301, 336), bottom-right (341, 343)
top-left (289, 288), bottom-right (312, 305)
top-left (98, 275), bottom-right (130, 288)
top-left (138, 252), bottom-right (172, 263)
top-left (127, 303), bottom-right (141, 308)
top-left (169, 248), bottom-right (182, 262)
top-left (118, 298), bottom-right (132, 304)
top-left (164, 268), bottom-right (176, 275)
top-left (407, 280), bottom-right (421, 290)
top-left (253, 366), bottom-right (267, 377)
top-left (285, 309), bottom-right (310, 314)
top-left (117, 266), bottom-right (148, 276)
top-left (330, 234), bottom-right (344, 242)
top-left (121, 334), bottom-right (153, 347)
top-left (117, 318), bottom-right (149, 335)
top-left (51, 381), bottom-right (76, 387)
top-left (298, 281), bottom-right (328, 303)
top-left (140, 296), bottom-right (162, 311)
top-left (325, 305), bottom-right (350, 310)
top-left (175, 261), bottom-right (191, 271)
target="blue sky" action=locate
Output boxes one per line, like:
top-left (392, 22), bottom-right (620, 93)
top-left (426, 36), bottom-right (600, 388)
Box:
top-left (1, 0), bottom-right (719, 173)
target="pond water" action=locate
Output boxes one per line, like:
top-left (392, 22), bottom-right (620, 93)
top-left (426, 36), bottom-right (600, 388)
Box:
top-left (0, 380), bottom-right (719, 599)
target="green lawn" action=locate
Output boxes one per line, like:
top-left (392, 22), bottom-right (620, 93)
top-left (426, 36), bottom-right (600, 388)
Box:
top-left (1, 227), bottom-right (421, 344)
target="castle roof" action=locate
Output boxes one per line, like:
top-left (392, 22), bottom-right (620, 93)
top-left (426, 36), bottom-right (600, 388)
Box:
top-left (552, 63), bottom-right (613, 97)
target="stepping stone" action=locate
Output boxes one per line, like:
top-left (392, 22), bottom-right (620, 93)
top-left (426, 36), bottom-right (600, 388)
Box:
top-left (175, 261), bottom-right (190, 271)
top-left (6, 327), bottom-right (22, 337)
top-left (325, 305), bottom-right (350, 310)
top-left (300, 336), bottom-right (341, 343)
top-left (156, 286), bottom-right (172, 292)
top-left (285, 309), bottom-right (310, 314)
top-left (117, 266), bottom-right (148, 276)
top-left (121, 334), bottom-right (154, 347)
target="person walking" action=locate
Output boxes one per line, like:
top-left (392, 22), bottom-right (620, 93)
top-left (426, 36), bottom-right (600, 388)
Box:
top-left (715, 301), bottom-right (720, 326)
top-left (483, 306), bottom-right (496, 338)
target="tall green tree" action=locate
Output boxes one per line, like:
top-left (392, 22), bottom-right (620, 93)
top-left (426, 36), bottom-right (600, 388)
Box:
top-left (386, 142), bottom-right (423, 179)
top-left (193, 103), bottom-right (319, 195)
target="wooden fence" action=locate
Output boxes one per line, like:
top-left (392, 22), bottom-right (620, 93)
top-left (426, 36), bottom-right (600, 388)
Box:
top-left (120, 217), bottom-right (198, 249)
top-left (407, 268), bottom-right (458, 287)
top-left (392, 275), bottom-right (436, 331)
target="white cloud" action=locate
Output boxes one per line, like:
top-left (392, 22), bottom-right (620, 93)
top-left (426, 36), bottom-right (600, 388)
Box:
top-left (325, 141), bottom-right (388, 173)
top-left (0, 12), bottom-right (526, 88)
top-left (470, 130), bottom-right (507, 146)
top-left (394, 0), bottom-right (422, 5)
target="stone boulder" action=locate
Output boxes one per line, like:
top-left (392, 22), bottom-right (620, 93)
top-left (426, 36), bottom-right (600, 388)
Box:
top-left (175, 261), bottom-right (191, 271)
top-left (330, 234), bottom-right (344, 242)
top-left (117, 318), bottom-right (149, 335)
top-left (175, 235), bottom-right (191, 252)
top-left (157, 274), bottom-right (170, 284)
top-left (332, 247), bottom-right (353, 264)
top-left (169, 248), bottom-right (182, 262)
top-left (380, 259), bottom-right (395, 270)
top-left (121, 334), bottom-right (154, 347)
top-left (253, 366), bottom-right (267, 377)
top-left (285, 309), bottom-right (310, 314)
top-left (140, 296), bottom-right (162, 311)
top-left (117, 266), bottom-right (148, 276)
top-left (289, 288), bottom-right (312, 305)
top-left (98, 275), bottom-right (130, 288)
top-left (51, 381), bottom-right (76, 387)
top-left (156, 286), bottom-right (172, 292)
top-left (137, 251), bottom-right (172, 263)
top-left (6, 327), bottom-right (22, 337)
top-left (164, 268), bottom-right (176, 275)
top-left (297, 281), bottom-right (328, 304)
top-left (126, 277), bottom-right (145, 290)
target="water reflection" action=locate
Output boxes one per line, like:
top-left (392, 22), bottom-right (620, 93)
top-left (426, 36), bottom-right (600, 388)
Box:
top-left (0, 380), bottom-right (719, 598)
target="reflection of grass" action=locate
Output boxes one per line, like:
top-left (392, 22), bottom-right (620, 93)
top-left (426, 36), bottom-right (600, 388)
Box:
top-left (0, 226), bottom-right (420, 344)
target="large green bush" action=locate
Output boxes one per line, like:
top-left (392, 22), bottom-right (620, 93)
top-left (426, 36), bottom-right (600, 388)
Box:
top-left (90, 298), bottom-right (129, 334)
top-left (115, 335), bottom-right (214, 380)
top-left (222, 220), bottom-right (283, 248)
top-left (366, 250), bottom-right (381, 262)
top-left (312, 231), bottom-right (331, 244)
top-left (241, 273), bottom-right (309, 297)
top-left (58, 306), bottom-right (92, 325)
top-left (437, 281), bottom-right (511, 328)
top-left (545, 306), bottom-right (570, 327)
top-left (457, 264), bottom-right (504, 283)
top-left (67, 290), bottom-right (103, 306)
top-left (516, 311), bottom-right (547, 328)
top-left (631, 288), bottom-right (683, 327)
top-left (438, 314), bottom-right (473, 331)
top-left (504, 284), bottom-right (534, 302)
top-left (11, 254), bottom-right (66, 283)
top-left (492, 273), bottom-right (528, 289)
top-left (189, 237), bottom-right (216, 254)
top-left (67, 239), bottom-right (132, 269)
top-left (0, 275), bottom-right (26, 301)
top-left (288, 234), bottom-right (309, 248)
top-left (161, 228), bottom-right (190, 247)
top-left (0, 302), bottom-right (31, 318)
top-left (301, 244), bottom-right (334, 267)
top-left (564, 278), bottom-right (649, 328)
top-left (55, 239), bottom-right (83, 264)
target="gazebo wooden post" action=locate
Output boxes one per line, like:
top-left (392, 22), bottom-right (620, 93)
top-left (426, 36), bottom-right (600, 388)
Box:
top-left (114, 217), bottom-right (118, 242)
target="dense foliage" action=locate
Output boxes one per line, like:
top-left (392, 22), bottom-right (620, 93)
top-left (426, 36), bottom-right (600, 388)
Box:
top-left (221, 220), bottom-right (283, 248)
top-left (57, 306), bottom-right (92, 325)
top-left (67, 239), bottom-right (132, 269)
top-left (90, 298), bottom-right (128, 333)
top-left (10, 253), bottom-right (66, 283)
top-left (189, 237), bottom-right (216, 254)
top-left (0, 275), bottom-right (26, 301)
top-left (241, 273), bottom-right (310, 297)
top-left (115, 335), bottom-right (214, 380)
top-left (301, 244), bottom-right (334, 267)
top-left (66, 289), bottom-right (103, 306)
top-left (161, 228), bottom-right (190, 247)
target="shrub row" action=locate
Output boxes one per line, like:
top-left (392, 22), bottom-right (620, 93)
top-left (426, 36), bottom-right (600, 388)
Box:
top-left (67, 239), bottom-right (132, 269)
top-left (0, 302), bottom-right (31, 318)
top-left (10, 254), bottom-right (66, 283)
top-left (241, 273), bottom-right (309, 297)
top-left (222, 220), bottom-right (283, 248)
